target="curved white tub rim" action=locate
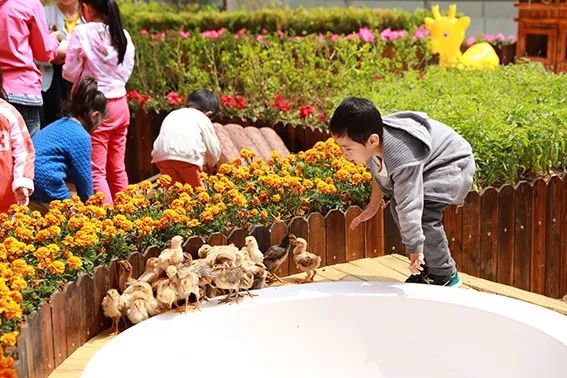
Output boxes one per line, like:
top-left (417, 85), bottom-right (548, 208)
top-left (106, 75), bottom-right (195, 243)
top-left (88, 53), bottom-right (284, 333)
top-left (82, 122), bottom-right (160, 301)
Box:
top-left (84, 280), bottom-right (567, 373)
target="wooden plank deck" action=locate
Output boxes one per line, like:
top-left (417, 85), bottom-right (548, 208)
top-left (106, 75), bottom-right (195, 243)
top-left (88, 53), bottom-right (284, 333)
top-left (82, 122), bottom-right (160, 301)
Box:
top-left (49, 254), bottom-right (567, 378)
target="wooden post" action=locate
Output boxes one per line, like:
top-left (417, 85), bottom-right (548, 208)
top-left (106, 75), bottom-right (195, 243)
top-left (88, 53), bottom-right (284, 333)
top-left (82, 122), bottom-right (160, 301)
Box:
top-left (531, 179), bottom-right (547, 294)
top-left (226, 228), bottom-right (247, 249)
top-left (207, 232), bottom-right (228, 246)
top-left (325, 209), bottom-right (346, 265)
top-left (514, 182), bottom-right (532, 291)
top-left (546, 176), bottom-right (563, 298)
top-left (498, 185), bottom-right (515, 286)
top-left (308, 212), bottom-right (327, 267)
top-left (250, 225), bottom-right (271, 254)
top-left (383, 201), bottom-right (403, 255)
top-left (92, 266), bottom-right (110, 337)
top-left (64, 282), bottom-right (81, 356)
top-left (183, 236), bottom-right (206, 258)
top-left (345, 206), bottom-right (365, 262)
top-left (50, 291), bottom-right (68, 367)
top-left (77, 274), bottom-right (95, 345)
top-left (479, 187), bottom-right (499, 281)
top-left (270, 220), bottom-right (289, 277)
top-left (462, 192), bottom-right (481, 277)
top-left (15, 322), bottom-right (29, 378)
top-left (444, 205), bottom-right (463, 269)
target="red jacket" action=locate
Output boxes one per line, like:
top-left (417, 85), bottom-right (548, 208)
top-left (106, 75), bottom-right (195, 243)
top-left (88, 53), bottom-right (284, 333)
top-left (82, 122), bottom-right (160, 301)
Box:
top-left (0, 99), bottom-right (34, 212)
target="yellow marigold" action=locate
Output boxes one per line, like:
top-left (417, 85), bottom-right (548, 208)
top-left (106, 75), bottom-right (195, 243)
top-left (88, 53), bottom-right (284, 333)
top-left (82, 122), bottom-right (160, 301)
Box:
top-left (217, 163), bottom-right (234, 175)
top-left (3, 301), bottom-right (23, 320)
top-left (233, 195), bottom-right (247, 208)
top-left (0, 331), bottom-right (18, 347)
top-left (334, 168), bottom-right (350, 181)
top-left (139, 180), bottom-right (152, 190)
top-left (11, 291), bottom-right (23, 303)
top-left (230, 158), bottom-right (242, 167)
top-left (10, 277), bottom-right (27, 291)
top-left (212, 193), bottom-right (223, 203)
top-left (67, 256), bottom-right (83, 270)
top-left (240, 148), bottom-right (256, 160)
top-left (186, 219), bottom-right (200, 228)
top-left (250, 209), bottom-right (259, 217)
top-left (158, 174), bottom-right (173, 188)
top-left (197, 192), bottom-right (211, 203)
top-left (14, 226), bottom-right (33, 242)
top-left (362, 172), bottom-right (372, 181)
top-left (10, 259), bottom-right (29, 275)
top-left (352, 173), bottom-right (363, 185)
top-left (86, 192), bottom-right (106, 206)
top-left (303, 179), bottom-right (314, 189)
top-left (272, 194), bottom-right (281, 203)
top-left (260, 209), bottom-right (269, 220)
top-left (270, 151), bottom-right (280, 161)
top-left (234, 167), bottom-right (251, 180)
top-left (48, 260), bottom-right (66, 275)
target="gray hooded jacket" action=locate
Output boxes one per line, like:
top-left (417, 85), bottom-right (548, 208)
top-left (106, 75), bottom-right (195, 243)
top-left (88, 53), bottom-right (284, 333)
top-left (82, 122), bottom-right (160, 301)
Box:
top-left (366, 111), bottom-right (475, 253)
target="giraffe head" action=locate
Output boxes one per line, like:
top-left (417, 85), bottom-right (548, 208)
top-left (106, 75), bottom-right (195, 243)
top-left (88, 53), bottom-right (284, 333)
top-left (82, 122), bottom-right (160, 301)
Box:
top-left (424, 4), bottom-right (471, 65)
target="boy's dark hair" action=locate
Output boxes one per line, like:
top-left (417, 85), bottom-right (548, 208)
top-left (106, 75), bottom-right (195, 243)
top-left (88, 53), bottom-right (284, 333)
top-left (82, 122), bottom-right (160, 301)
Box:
top-left (80, 0), bottom-right (127, 65)
top-left (329, 97), bottom-right (383, 144)
top-left (62, 77), bottom-right (107, 132)
top-left (186, 89), bottom-right (221, 116)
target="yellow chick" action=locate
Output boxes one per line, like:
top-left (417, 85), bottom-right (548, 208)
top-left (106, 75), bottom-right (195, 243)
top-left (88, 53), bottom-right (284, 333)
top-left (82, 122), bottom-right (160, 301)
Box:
top-left (244, 236), bottom-right (265, 266)
top-left (197, 244), bottom-right (212, 259)
top-left (156, 266), bottom-right (180, 309)
top-left (292, 237), bottom-right (321, 283)
top-left (158, 235), bottom-right (184, 271)
top-left (101, 289), bottom-right (125, 335)
top-left (127, 299), bottom-right (149, 324)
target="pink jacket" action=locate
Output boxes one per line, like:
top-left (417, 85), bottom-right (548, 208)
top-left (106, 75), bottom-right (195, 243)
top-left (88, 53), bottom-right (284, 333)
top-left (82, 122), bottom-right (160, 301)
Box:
top-left (0, 99), bottom-right (34, 212)
top-left (63, 22), bottom-right (135, 99)
top-left (0, 0), bottom-right (59, 96)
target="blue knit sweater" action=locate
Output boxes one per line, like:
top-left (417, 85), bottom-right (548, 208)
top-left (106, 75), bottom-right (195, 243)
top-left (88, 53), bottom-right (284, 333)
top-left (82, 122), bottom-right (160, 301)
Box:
top-left (31, 118), bottom-right (93, 202)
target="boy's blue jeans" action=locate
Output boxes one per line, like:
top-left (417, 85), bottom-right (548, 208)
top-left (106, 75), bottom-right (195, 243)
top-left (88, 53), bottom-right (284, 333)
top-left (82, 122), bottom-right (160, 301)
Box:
top-left (390, 199), bottom-right (457, 276)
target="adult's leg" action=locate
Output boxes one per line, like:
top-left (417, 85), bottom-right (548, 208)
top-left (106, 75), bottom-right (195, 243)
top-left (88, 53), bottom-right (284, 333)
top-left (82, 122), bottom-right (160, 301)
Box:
top-left (12, 104), bottom-right (41, 137)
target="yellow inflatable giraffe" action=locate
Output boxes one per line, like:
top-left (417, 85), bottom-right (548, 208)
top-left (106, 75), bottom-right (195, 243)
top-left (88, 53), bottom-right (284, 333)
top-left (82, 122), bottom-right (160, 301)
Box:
top-left (424, 4), bottom-right (499, 69)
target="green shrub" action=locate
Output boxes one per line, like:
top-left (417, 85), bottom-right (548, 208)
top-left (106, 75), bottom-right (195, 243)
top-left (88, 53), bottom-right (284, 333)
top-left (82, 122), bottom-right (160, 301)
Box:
top-left (119, 1), bottom-right (428, 34)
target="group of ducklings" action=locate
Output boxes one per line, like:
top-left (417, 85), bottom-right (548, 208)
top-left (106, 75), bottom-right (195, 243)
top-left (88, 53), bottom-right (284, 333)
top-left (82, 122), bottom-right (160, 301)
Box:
top-left (102, 233), bottom-right (321, 333)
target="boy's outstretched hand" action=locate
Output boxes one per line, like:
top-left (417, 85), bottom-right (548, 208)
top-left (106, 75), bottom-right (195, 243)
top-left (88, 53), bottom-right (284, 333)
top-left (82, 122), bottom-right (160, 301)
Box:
top-left (408, 252), bottom-right (425, 275)
top-left (350, 204), bottom-right (379, 230)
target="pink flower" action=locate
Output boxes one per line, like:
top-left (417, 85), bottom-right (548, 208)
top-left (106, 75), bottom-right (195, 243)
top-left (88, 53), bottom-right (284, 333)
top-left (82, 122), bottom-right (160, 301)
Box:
top-left (345, 33), bottom-right (356, 41)
top-left (483, 33), bottom-right (496, 43)
top-left (152, 32), bottom-right (166, 42)
top-left (507, 35), bottom-right (517, 44)
top-left (318, 34), bottom-right (325, 43)
top-left (413, 25), bottom-right (430, 40)
top-left (380, 28), bottom-right (407, 42)
top-left (277, 29), bottom-right (286, 40)
top-left (299, 105), bottom-right (314, 119)
top-left (234, 28), bottom-right (247, 39)
top-left (466, 36), bottom-right (476, 46)
top-left (166, 91), bottom-right (185, 107)
top-left (330, 34), bottom-right (339, 43)
top-left (140, 29), bottom-right (150, 37)
top-left (495, 33), bottom-right (506, 42)
top-left (178, 30), bottom-right (190, 39)
top-left (358, 27), bottom-right (375, 43)
top-left (256, 34), bottom-right (265, 42)
top-left (201, 28), bottom-right (225, 40)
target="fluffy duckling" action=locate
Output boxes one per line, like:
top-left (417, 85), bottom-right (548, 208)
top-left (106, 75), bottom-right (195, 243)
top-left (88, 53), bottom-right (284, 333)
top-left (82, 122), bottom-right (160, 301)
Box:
top-left (244, 236), bottom-right (265, 266)
top-left (102, 289), bottom-right (125, 335)
top-left (127, 299), bottom-right (149, 324)
top-left (138, 257), bottom-right (161, 284)
top-left (158, 235), bottom-right (184, 271)
top-left (263, 233), bottom-right (297, 283)
top-left (117, 260), bottom-right (136, 293)
top-left (292, 238), bottom-right (321, 283)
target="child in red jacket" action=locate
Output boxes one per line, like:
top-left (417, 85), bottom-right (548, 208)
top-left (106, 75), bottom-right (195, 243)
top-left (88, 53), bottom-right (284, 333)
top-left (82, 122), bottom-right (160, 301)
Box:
top-left (0, 73), bottom-right (35, 213)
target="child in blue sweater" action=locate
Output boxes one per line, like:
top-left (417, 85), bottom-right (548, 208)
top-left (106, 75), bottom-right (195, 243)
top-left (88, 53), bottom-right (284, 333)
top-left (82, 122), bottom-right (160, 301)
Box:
top-left (31, 77), bottom-right (106, 204)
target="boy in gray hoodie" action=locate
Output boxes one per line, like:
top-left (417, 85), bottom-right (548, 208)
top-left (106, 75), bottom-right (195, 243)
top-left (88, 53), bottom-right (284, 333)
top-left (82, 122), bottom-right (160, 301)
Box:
top-left (330, 97), bottom-right (475, 286)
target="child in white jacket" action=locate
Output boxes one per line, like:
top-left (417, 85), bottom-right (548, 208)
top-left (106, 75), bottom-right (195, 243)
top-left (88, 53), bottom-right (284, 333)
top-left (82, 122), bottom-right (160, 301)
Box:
top-left (151, 89), bottom-right (221, 187)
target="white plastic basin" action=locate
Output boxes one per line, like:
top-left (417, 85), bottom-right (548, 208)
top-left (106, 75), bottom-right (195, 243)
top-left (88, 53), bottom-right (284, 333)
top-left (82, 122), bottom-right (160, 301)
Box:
top-left (82, 281), bottom-right (567, 378)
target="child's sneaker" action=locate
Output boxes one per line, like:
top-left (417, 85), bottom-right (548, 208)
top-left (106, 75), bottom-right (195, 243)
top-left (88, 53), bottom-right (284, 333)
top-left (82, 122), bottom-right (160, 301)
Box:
top-left (406, 269), bottom-right (462, 287)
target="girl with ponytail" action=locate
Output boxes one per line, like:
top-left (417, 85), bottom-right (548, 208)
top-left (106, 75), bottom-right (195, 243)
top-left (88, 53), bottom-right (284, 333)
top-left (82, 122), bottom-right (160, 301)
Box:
top-left (62, 0), bottom-right (134, 205)
top-left (31, 77), bottom-right (106, 207)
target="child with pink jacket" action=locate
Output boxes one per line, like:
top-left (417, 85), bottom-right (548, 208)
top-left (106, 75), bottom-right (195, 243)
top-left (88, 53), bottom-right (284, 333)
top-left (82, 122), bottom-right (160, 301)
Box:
top-left (63, 0), bottom-right (134, 205)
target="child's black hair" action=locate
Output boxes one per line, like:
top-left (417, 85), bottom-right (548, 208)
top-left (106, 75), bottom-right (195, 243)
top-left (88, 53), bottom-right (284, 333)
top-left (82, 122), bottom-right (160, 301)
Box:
top-left (80, 0), bottom-right (127, 65)
top-left (186, 89), bottom-right (221, 116)
top-left (329, 97), bottom-right (383, 144)
top-left (61, 77), bottom-right (107, 132)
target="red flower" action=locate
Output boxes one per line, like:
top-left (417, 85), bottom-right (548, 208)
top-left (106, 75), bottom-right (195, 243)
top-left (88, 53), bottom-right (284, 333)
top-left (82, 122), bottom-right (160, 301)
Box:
top-left (233, 95), bottom-right (247, 109)
top-left (166, 91), bottom-right (185, 107)
top-left (273, 93), bottom-right (290, 112)
top-left (127, 90), bottom-right (149, 106)
top-left (317, 112), bottom-right (328, 123)
top-left (299, 105), bottom-right (314, 119)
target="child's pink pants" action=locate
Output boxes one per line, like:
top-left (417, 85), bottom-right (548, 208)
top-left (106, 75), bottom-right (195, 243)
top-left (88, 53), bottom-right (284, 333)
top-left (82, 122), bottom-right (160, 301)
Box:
top-left (91, 97), bottom-right (130, 205)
